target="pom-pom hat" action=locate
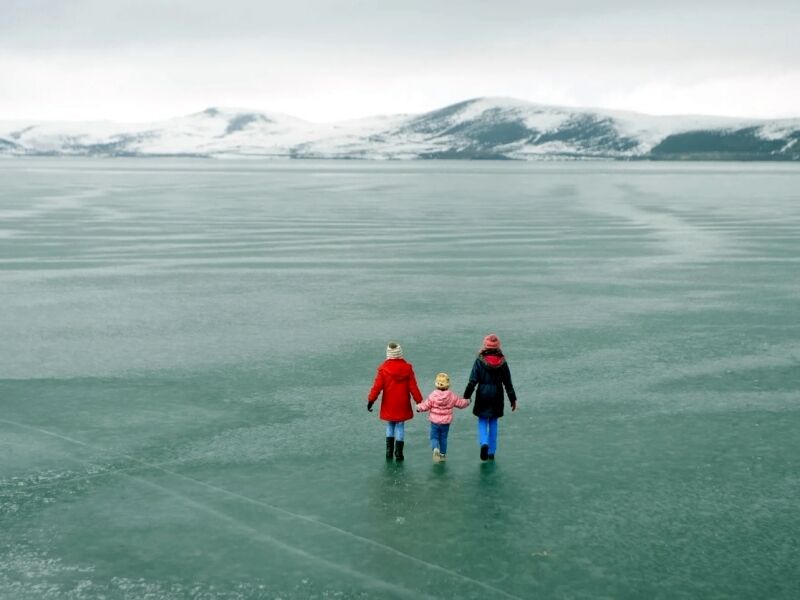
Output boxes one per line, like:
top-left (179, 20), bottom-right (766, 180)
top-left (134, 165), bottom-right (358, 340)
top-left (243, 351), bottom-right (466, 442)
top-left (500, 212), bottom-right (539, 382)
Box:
top-left (386, 341), bottom-right (403, 359)
top-left (482, 334), bottom-right (501, 350)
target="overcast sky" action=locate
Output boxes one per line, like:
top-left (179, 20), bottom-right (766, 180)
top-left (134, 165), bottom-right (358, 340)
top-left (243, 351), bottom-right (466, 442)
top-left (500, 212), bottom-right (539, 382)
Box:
top-left (1, 0), bottom-right (798, 122)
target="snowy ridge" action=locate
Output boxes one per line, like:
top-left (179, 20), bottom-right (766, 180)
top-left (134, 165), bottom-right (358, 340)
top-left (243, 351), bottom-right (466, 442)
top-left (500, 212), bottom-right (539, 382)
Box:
top-left (1, 98), bottom-right (799, 160)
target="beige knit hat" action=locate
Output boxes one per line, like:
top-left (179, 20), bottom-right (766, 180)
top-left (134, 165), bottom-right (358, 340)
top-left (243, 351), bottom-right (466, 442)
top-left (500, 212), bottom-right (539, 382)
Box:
top-left (386, 341), bottom-right (403, 359)
top-left (435, 372), bottom-right (450, 390)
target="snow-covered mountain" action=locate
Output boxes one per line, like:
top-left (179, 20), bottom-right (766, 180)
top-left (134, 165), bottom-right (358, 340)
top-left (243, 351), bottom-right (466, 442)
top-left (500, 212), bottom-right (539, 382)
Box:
top-left (2, 98), bottom-right (798, 160)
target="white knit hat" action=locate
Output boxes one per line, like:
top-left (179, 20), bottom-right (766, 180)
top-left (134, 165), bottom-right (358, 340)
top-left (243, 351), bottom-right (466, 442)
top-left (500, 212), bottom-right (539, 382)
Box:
top-left (386, 341), bottom-right (403, 359)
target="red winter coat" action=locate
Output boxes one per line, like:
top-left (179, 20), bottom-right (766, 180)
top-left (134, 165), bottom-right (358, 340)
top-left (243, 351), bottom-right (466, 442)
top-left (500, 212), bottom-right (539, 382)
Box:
top-left (368, 358), bottom-right (423, 422)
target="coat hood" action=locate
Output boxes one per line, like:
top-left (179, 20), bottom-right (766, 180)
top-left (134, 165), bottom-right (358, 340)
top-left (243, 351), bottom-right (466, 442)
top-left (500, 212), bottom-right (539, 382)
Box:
top-left (479, 351), bottom-right (506, 368)
top-left (380, 358), bottom-right (413, 381)
top-left (427, 389), bottom-right (453, 407)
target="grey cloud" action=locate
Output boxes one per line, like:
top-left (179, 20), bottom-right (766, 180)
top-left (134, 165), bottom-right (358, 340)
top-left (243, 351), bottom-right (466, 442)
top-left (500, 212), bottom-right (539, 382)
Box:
top-left (2, 0), bottom-right (796, 53)
top-left (0, 0), bottom-right (797, 121)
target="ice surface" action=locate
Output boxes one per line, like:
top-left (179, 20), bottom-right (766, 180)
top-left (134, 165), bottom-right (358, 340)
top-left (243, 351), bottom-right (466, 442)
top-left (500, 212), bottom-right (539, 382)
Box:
top-left (1, 159), bottom-right (799, 599)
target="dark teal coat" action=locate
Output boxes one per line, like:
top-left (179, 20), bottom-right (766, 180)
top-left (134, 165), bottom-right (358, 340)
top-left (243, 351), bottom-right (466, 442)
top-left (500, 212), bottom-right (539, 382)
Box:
top-left (464, 350), bottom-right (517, 419)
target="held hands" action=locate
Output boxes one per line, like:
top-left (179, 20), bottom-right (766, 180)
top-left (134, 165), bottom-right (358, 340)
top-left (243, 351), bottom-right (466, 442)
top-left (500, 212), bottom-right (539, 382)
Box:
top-left (367, 400), bottom-right (375, 412)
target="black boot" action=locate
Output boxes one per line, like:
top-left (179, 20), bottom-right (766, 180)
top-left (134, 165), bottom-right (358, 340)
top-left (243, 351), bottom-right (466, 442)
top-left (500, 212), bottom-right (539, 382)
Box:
top-left (480, 444), bottom-right (489, 461)
top-left (386, 437), bottom-right (395, 460)
top-left (394, 440), bottom-right (405, 462)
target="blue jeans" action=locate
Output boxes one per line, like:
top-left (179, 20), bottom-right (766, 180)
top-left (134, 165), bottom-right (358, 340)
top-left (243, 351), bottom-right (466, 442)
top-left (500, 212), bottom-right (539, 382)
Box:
top-left (385, 421), bottom-right (405, 442)
top-left (477, 417), bottom-right (498, 454)
top-left (429, 423), bottom-right (451, 454)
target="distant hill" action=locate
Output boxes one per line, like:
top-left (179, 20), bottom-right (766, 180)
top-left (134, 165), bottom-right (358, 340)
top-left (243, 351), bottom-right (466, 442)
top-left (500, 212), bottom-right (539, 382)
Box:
top-left (1, 98), bottom-right (798, 160)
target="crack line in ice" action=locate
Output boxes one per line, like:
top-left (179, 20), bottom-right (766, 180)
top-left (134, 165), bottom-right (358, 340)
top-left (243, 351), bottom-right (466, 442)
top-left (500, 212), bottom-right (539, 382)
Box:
top-left (126, 475), bottom-right (428, 600)
top-left (0, 461), bottom-right (173, 494)
top-left (0, 418), bottom-right (524, 600)
top-left (0, 419), bottom-right (427, 600)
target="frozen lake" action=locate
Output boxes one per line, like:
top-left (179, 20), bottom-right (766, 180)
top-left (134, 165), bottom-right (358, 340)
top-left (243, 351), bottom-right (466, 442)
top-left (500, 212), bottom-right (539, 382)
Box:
top-left (1, 158), bottom-right (799, 599)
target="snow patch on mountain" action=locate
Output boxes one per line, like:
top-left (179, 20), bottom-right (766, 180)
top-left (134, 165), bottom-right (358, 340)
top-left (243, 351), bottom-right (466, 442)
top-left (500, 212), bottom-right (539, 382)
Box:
top-left (1, 99), bottom-right (798, 160)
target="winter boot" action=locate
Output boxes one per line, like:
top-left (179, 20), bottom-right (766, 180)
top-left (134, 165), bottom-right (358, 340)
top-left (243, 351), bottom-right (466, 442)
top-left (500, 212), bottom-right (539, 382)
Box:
top-left (386, 437), bottom-right (395, 460)
top-left (394, 440), bottom-right (405, 462)
top-left (439, 453), bottom-right (447, 462)
top-left (432, 448), bottom-right (441, 463)
top-left (480, 444), bottom-right (489, 461)
top-left (487, 454), bottom-right (495, 460)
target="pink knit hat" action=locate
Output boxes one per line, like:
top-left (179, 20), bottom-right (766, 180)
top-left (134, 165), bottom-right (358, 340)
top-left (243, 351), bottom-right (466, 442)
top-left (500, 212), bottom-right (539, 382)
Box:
top-left (482, 334), bottom-right (501, 350)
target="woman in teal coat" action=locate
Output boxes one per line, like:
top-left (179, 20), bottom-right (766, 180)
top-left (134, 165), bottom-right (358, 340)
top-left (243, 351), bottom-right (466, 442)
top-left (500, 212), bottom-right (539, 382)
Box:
top-left (463, 334), bottom-right (517, 461)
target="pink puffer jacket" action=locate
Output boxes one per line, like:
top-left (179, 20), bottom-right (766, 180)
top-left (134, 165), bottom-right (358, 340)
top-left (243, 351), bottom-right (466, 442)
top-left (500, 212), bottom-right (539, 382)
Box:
top-left (416, 390), bottom-right (470, 424)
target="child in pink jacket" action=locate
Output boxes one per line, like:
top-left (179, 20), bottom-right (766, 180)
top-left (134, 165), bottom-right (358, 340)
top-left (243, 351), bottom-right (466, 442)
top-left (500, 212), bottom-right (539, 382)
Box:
top-left (416, 373), bottom-right (470, 463)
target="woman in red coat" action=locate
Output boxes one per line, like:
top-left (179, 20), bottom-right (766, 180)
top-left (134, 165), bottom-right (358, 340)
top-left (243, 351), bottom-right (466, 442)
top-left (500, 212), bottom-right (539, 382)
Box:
top-left (367, 342), bottom-right (423, 461)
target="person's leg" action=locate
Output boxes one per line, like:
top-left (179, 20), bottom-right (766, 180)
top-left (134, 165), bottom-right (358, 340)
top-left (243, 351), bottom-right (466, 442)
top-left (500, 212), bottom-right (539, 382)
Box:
top-left (385, 421), bottom-right (396, 459)
top-left (488, 418), bottom-right (499, 457)
top-left (430, 423), bottom-right (442, 462)
top-left (394, 421), bottom-right (406, 461)
top-left (477, 418), bottom-right (490, 460)
top-left (430, 423), bottom-right (439, 450)
top-left (440, 424), bottom-right (450, 455)
top-left (477, 418), bottom-right (489, 445)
